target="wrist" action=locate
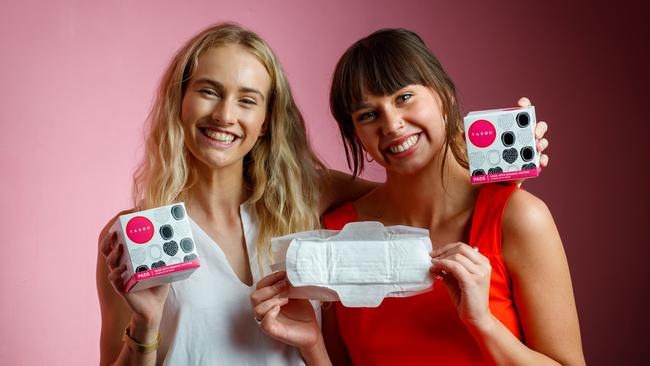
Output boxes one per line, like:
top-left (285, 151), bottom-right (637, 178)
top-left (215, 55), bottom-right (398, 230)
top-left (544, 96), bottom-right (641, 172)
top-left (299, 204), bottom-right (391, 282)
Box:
top-left (128, 315), bottom-right (161, 344)
top-left (464, 312), bottom-right (498, 339)
top-left (124, 325), bottom-right (160, 355)
top-left (299, 335), bottom-right (331, 366)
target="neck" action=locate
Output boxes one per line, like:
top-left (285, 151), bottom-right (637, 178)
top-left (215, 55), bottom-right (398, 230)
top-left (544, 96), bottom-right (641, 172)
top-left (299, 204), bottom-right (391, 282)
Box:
top-left (378, 148), bottom-right (478, 228)
top-left (186, 157), bottom-right (248, 221)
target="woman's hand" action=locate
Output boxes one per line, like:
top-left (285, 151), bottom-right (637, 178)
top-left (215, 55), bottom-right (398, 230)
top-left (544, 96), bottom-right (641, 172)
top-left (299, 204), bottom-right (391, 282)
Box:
top-left (99, 230), bottom-right (169, 328)
top-left (250, 271), bottom-right (321, 350)
top-left (508, 97), bottom-right (548, 187)
top-left (430, 242), bottom-right (494, 331)
top-left (518, 97), bottom-right (549, 167)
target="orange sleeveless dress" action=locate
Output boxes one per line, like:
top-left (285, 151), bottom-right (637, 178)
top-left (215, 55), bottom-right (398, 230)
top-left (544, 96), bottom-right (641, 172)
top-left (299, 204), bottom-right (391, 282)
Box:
top-left (322, 184), bottom-right (523, 365)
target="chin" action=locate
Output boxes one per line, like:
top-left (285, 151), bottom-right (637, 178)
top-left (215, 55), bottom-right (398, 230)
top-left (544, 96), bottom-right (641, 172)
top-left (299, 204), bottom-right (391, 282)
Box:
top-left (389, 156), bottom-right (434, 176)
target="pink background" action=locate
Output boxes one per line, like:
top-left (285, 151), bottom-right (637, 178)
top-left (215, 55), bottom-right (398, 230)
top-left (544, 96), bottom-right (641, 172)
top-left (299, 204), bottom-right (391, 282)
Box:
top-left (1, 0), bottom-right (647, 364)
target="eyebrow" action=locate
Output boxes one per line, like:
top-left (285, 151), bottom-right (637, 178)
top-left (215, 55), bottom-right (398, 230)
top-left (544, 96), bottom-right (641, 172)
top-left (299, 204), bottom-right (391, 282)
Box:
top-left (194, 78), bottom-right (266, 102)
top-left (351, 102), bottom-right (372, 113)
top-left (350, 86), bottom-right (415, 113)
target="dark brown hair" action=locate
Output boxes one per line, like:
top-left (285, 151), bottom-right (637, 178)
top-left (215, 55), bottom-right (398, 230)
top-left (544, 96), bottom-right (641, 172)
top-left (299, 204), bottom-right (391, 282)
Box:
top-left (329, 28), bottom-right (468, 176)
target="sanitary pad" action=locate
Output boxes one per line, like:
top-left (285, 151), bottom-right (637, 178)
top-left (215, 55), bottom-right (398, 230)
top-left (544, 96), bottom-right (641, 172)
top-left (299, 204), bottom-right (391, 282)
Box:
top-left (271, 222), bottom-right (433, 307)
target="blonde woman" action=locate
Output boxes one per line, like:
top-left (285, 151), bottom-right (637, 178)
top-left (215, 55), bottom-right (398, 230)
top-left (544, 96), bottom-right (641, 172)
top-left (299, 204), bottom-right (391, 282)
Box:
top-left (97, 23), bottom-right (372, 365)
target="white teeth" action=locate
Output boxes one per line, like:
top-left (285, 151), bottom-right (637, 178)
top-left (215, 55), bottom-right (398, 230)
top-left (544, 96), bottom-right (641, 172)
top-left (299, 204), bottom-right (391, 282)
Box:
top-left (204, 129), bottom-right (235, 143)
top-left (389, 134), bottom-right (418, 154)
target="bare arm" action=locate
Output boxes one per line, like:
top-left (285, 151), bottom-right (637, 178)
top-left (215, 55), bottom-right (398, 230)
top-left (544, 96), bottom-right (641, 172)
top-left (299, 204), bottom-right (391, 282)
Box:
top-left (430, 190), bottom-right (584, 365)
top-left (318, 169), bottom-right (378, 214)
top-left (475, 190), bottom-right (585, 365)
top-left (97, 211), bottom-right (167, 366)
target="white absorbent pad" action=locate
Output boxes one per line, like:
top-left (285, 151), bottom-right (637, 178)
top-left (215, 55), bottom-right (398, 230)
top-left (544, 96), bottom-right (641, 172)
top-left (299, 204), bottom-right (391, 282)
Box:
top-left (270, 222), bottom-right (433, 307)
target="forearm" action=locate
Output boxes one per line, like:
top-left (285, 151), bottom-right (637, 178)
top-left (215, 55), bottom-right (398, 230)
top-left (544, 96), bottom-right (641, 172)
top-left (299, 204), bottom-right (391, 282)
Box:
top-left (468, 314), bottom-right (563, 366)
top-left (319, 169), bottom-right (377, 213)
top-left (300, 335), bottom-right (333, 366)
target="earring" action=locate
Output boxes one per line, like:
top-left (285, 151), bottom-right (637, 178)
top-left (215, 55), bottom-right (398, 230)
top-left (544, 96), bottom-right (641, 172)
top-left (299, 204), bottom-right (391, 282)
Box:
top-left (364, 151), bottom-right (374, 162)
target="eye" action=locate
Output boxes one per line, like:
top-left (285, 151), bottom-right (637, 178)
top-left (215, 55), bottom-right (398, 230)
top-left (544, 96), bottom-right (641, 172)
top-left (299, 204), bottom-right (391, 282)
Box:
top-left (356, 111), bottom-right (377, 123)
top-left (199, 88), bottom-right (218, 97)
top-left (240, 97), bottom-right (258, 106)
top-left (396, 93), bottom-right (413, 103)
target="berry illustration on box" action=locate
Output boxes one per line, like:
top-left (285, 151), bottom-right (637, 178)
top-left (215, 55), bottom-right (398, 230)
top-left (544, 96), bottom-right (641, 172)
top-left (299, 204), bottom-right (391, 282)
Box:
top-left (111, 203), bottom-right (200, 292)
top-left (463, 106), bottom-right (540, 184)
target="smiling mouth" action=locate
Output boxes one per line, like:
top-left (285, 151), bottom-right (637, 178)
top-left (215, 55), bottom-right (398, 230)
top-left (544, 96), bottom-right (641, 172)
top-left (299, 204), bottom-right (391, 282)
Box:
top-left (387, 133), bottom-right (420, 154)
top-left (200, 128), bottom-right (238, 144)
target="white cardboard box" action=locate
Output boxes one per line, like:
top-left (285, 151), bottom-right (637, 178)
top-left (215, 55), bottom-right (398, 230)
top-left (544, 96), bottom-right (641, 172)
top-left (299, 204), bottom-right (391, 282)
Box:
top-left (110, 203), bottom-right (200, 292)
top-left (463, 106), bottom-right (540, 184)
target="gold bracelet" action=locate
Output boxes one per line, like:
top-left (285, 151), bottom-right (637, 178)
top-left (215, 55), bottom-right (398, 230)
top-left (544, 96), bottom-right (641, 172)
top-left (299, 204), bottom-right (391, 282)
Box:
top-left (123, 326), bottom-right (160, 354)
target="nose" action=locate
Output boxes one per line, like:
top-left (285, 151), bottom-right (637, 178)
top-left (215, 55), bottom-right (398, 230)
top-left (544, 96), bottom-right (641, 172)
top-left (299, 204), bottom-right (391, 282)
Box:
top-left (381, 108), bottom-right (404, 135)
top-left (211, 99), bottom-right (236, 125)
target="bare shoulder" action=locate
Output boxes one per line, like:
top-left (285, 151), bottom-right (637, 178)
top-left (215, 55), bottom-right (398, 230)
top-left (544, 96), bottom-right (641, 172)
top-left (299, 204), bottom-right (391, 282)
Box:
top-left (502, 189), bottom-right (557, 242)
top-left (501, 189), bottom-right (563, 271)
top-left (503, 189), bottom-right (554, 232)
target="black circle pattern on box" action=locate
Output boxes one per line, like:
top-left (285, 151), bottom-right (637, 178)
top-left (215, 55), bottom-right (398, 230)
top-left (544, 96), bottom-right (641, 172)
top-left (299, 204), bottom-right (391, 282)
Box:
top-left (520, 146), bottom-right (534, 162)
top-left (136, 265), bottom-right (149, 272)
top-left (501, 131), bottom-right (515, 147)
top-left (163, 240), bottom-right (178, 256)
top-left (472, 169), bottom-right (485, 176)
top-left (160, 225), bottom-right (174, 240)
top-left (502, 148), bottom-right (518, 164)
top-left (516, 112), bottom-right (530, 128)
top-left (522, 163), bottom-right (537, 170)
top-left (151, 260), bottom-right (166, 268)
top-left (171, 205), bottom-right (185, 220)
top-left (184, 254), bottom-right (198, 262)
top-left (488, 167), bottom-right (503, 174)
top-left (180, 238), bottom-right (194, 253)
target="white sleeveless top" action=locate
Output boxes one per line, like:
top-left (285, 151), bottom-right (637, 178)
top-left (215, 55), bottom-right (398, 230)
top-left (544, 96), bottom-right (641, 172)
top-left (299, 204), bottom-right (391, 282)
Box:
top-left (157, 203), bottom-right (306, 365)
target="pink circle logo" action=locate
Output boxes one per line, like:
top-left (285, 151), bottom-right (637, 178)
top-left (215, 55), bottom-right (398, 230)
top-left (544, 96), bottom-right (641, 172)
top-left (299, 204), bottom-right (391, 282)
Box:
top-left (468, 120), bottom-right (496, 148)
top-left (126, 216), bottom-right (154, 244)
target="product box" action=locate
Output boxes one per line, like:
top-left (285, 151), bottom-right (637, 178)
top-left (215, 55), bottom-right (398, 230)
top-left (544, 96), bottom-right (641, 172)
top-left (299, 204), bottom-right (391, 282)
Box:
top-left (110, 203), bottom-right (200, 292)
top-left (463, 106), bottom-right (540, 184)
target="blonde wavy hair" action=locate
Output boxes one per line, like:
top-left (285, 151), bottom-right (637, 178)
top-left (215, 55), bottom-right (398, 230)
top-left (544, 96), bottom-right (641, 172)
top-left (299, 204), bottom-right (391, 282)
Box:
top-left (133, 23), bottom-right (324, 262)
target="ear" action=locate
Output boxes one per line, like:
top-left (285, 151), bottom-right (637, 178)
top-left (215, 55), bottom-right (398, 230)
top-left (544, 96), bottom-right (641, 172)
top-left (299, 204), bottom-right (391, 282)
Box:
top-left (259, 120), bottom-right (268, 138)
